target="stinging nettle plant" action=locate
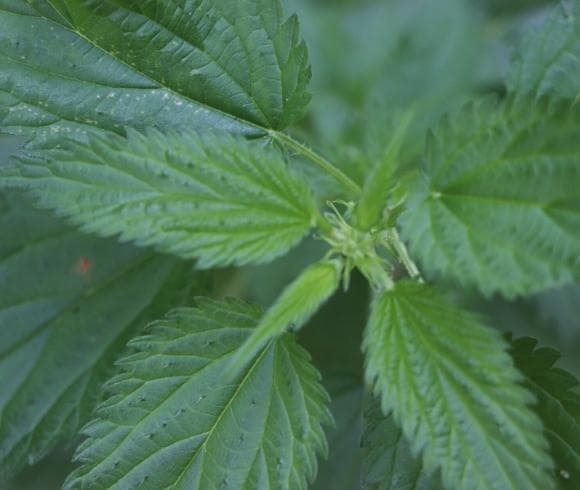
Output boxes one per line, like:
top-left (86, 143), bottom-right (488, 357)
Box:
top-left (0, 0), bottom-right (580, 489)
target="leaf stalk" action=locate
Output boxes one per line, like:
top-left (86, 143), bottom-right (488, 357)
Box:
top-left (269, 130), bottom-right (362, 197)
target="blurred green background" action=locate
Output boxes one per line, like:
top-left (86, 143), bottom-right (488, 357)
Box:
top-left (2, 0), bottom-right (579, 488)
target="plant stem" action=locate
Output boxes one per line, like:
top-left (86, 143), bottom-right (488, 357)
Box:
top-left (269, 130), bottom-right (362, 197)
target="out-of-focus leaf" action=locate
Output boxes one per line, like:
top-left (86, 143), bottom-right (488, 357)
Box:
top-left (0, 191), bottom-right (197, 479)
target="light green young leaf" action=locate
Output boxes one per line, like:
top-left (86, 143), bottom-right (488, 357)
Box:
top-left (361, 397), bottom-right (443, 490)
top-left (0, 191), bottom-right (196, 480)
top-left (400, 98), bottom-right (580, 298)
top-left (354, 111), bottom-right (413, 231)
top-left (2, 129), bottom-right (318, 268)
top-left (0, 0), bottom-right (310, 147)
top-left (64, 298), bottom-right (332, 490)
top-left (510, 336), bottom-right (580, 489)
top-left (363, 281), bottom-right (554, 490)
top-left (508, 0), bottom-right (580, 99)
top-left (230, 259), bottom-right (343, 372)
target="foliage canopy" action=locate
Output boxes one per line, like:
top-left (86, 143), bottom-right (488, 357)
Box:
top-left (1, 0), bottom-right (580, 489)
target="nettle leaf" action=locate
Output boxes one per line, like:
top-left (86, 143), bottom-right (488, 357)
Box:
top-left (400, 98), bottom-right (580, 298)
top-left (510, 337), bottom-right (580, 488)
top-left (64, 298), bottom-right (332, 490)
top-left (354, 112), bottom-right (412, 231)
top-left (230, 258), bottom-right (343, 373)
top-left (2, 129), bottom-right (317, 268)
top-left (0, 191), bottom-right (195, 479)
top-left (363, 282), bottom-right (554, 490)
top-left (361, 397), bottom-right (443, 490)
top-left (0, 0), bottom-right (310, 147)
top-left (508, 0), bottom-right (580, 99)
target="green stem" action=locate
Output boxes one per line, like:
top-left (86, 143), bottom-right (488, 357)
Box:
top-left (269, 130), bottom-right (362, 197)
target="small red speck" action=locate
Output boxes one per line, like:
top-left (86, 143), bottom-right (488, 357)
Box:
top-left (74, 257), bottom-right (93, 276)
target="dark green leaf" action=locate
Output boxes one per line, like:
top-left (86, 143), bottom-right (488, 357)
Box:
top-left (0, 0), bottom-right (311, 147)
top-left (510, 336), bottom-right (580, 489)
top-left (0, 191), bottom-right (197, 479)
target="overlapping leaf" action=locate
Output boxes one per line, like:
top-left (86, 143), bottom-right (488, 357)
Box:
top-left (361, 397), bottom-right (442, 490)
top-left (65, 298), bottom-right (332, 489)
top-left (508, 0), bottom-right (580, 99)
top-left (363, 282), bottom-right (554, 490)
top-left (2, 129), bottom-right (318, 268)
top-left (510, 336), bottom-right (580, 489)
top-left (400, 98), bottom-right (580, 298)
top-left (0, 191), bottom-right (195, 479)
top-left (0, 0), bottom-right (311, 147)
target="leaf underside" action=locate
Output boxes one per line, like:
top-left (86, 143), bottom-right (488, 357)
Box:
top-left (3, 129), bottom-right (317, 268)
top-left (0, 190), bottom-right (195, 480)
top-left (65, 298), bottom-right (332, 490)
top-left (400, 98), bottom-right (580, 298)
top-left (0, 0), bottom-right (311, 147)
top-left (363, 282), bottom-right (554, 490)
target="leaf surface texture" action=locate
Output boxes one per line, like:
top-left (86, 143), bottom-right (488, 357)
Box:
top-left (3, 130), bottom-right (317, 267)
top-left (65, 298), bottom-right (331, 490)
top-left (363, 282), bottom-right (554, 490)
top-left (0, 0), bottom-right (311, 146)
top-left (400, 99), bottom-right (580, 297)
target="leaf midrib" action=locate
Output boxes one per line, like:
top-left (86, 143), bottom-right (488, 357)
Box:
top-left (88, 334), bottom-right (275, 488)
top-left (173, 340), bottom-right (276, 487)
top-left (397, 299), bottom-right (529, 490)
